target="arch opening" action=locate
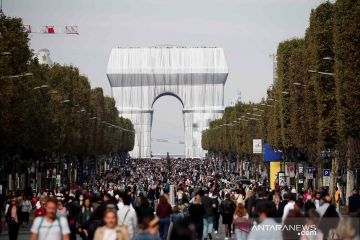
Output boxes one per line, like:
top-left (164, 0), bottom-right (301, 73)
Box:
top-left (152, 92), bottom-right (184, 109)
top-left (151, 94), bottom-right (185, 157)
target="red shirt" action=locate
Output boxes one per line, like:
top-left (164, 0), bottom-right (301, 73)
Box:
top-left (34, 208), bottom-right (46, 218)
top-left (156, 203), bottom-right (172, 218)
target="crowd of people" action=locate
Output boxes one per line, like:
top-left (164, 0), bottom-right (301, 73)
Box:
top-left (1, 158), bottom-right (360, 240)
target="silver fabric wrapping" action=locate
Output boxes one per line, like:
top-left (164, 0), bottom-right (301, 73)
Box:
top-left (106, 47), bottom-right (228, 158)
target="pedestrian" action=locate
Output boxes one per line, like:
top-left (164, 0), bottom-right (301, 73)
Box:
top-left (318, 194), bottom-right (340, 238)
top-left (220, 193), bottom-right (236, 240)
top-left (347, 188), bottom-right (360, 216)
top-left (247, 202), bottom-right (282, 240)
top-left (134, 214), bottom-right (161, 240)
top-left (94, 209), bottom-right (129, 240)
top-left (78, 198), bottom-right (94, 240)
top-left (233, 203), bottom-right (249, 240)
top-left (168, 219), bottom-right (196, 240)
top-left (201, 189), bottom-right (215, 240)
top-left (170, 205), bottom-right (184, 223)
top-left (20, 195), bottom-right (32, 227)
top-left (6, 198), bottom-right (21, 240)
top-left (156, 195), bottom-right (172, 240)
top-left (117, 193), bottom-right (137, 239)
top-left (334, 187), bottom-right (341, 211)
top-left (300, 209), bottom-right (323, 240)
top-left (67, 196), bottom-right (81, 240)
top-left (57, 199), bottom-right (68, 218)
top-left (31, 198), bottom-right (71, 240)
top-left (282, 192), bottom-right (296, 223)
top-left (210, 191), bottom-right (221, 235)
top-left (189, 193), bottom-right (205, 240)
top-left (34, 199), bottom-right (47, 219)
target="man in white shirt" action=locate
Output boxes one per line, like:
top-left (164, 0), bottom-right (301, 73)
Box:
top-left (248, 202), bottom-right (282, 240)
top-left (282, 193), bottom-right (296, 223)
top-left (31, 199), bottom-right (70, 240)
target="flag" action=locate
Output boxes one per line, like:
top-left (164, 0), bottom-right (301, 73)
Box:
top-left (47, 26), bottom-right (55, 34)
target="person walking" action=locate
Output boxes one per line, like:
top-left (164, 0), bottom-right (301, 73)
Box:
top-left (94, 209), bottom-right (129, 240)
top-left (282, 193), bottom-right (296, 223)
top-left (34, 199), bottom-right (47, 219)
top-left (348, 188), bottom-right (360, 216)
top-left (233, 203), bottom-right (249, 240)
top-left (201, 189), bottom-right (215, 240)
top-left (189, 193), bottom-right (205, 240)
top-left (117, 193), bottom-right (137, 239)
top-left (220, 193), bottom-right (236, 240)
top-left (156, 195), bottom-right (172, 240)
top-left (78, 198), bottom-right (94, 240)
top-left (31, 198), bottom-right (71, 240)
top-left (334, 187), bottom-right (341, 211)
top-left (20, 195), bottom-right (32, 227)
top-left (134, 214), bottom-right (161, 240)
top-left (247, 202), bottom-right (282, 240)
top-left (6, 198), bottom-right (21, 240)
top-left (210, 191), bottom-right (221, 235)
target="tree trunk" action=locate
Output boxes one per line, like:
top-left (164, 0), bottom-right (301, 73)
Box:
top-left (345, 137), bottom-right (357, 204)
top-left (317, 161), bottom-right (323, 189)
top-left (329, 151), bottom-right (340, 196)
top-left (345, 167), bottom-right (354, 205)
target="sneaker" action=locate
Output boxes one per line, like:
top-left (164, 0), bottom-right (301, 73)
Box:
top-left (208, 233), bottom-right (212, 240)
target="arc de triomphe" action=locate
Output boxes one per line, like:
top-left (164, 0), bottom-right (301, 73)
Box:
top-left (106, 46), bottom-right (228, 158)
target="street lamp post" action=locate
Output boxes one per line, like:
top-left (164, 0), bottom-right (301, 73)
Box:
top-left (308, 69), bottom-right (334, 77)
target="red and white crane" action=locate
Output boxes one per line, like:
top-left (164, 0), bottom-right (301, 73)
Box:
top-left (23, 25), bottom-right (79, 35)
top-left (0, 0), bottom-right (78, 35)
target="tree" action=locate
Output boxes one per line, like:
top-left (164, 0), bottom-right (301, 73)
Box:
top-left (333, 0), bottom-right (360, 199)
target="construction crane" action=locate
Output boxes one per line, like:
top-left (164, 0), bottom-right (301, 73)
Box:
top-left (24, 25), bottom-right (79, 35)
top-left (0, 0), bottom-right (78, 34)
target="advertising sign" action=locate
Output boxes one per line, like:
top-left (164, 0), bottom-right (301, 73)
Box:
top-left (285, 162), bottom-right (296, 178)
top-left (298, 164), bottom-right (304, 175)
top-left (323, 169), bottom-right (330, 187)
top-left (306, 167), bottom-right (313, 179)
top-left (278, 172), bottom-right (286, 186)
top-left (253, 139), bottom-right (262, 154)
top-left (270, 162), bottom-right (281, 189)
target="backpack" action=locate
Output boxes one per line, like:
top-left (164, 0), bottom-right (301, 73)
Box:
top-left (37, 216), bottom-right (63, 240)
top-left (81, 206), bottom-right (94, 214)
top-left (183, 205), bottom-right (190, 219)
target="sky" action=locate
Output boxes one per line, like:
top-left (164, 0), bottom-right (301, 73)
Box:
top-left (6, 0), bottom-right (322, 154)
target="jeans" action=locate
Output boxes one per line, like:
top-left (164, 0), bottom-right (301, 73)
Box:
top-left (235, 229), bottom-right (248, 240)
top-left (213, 212), bottom-right (220, 231)
top-left (8, 222), bottom-right (20, 240)
top-left (203, 216), bottom-right (214, 238)
top-left (159, 217), bottom-right (170, 240)
top-left (195, 223), bottom-right (204, 240)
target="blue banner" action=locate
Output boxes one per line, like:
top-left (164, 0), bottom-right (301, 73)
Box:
top-left (263, 143), bottom-right (283, 162)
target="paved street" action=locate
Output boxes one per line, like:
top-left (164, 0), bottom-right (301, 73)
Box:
top-left (0, 220), bottom-right (237, 240)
